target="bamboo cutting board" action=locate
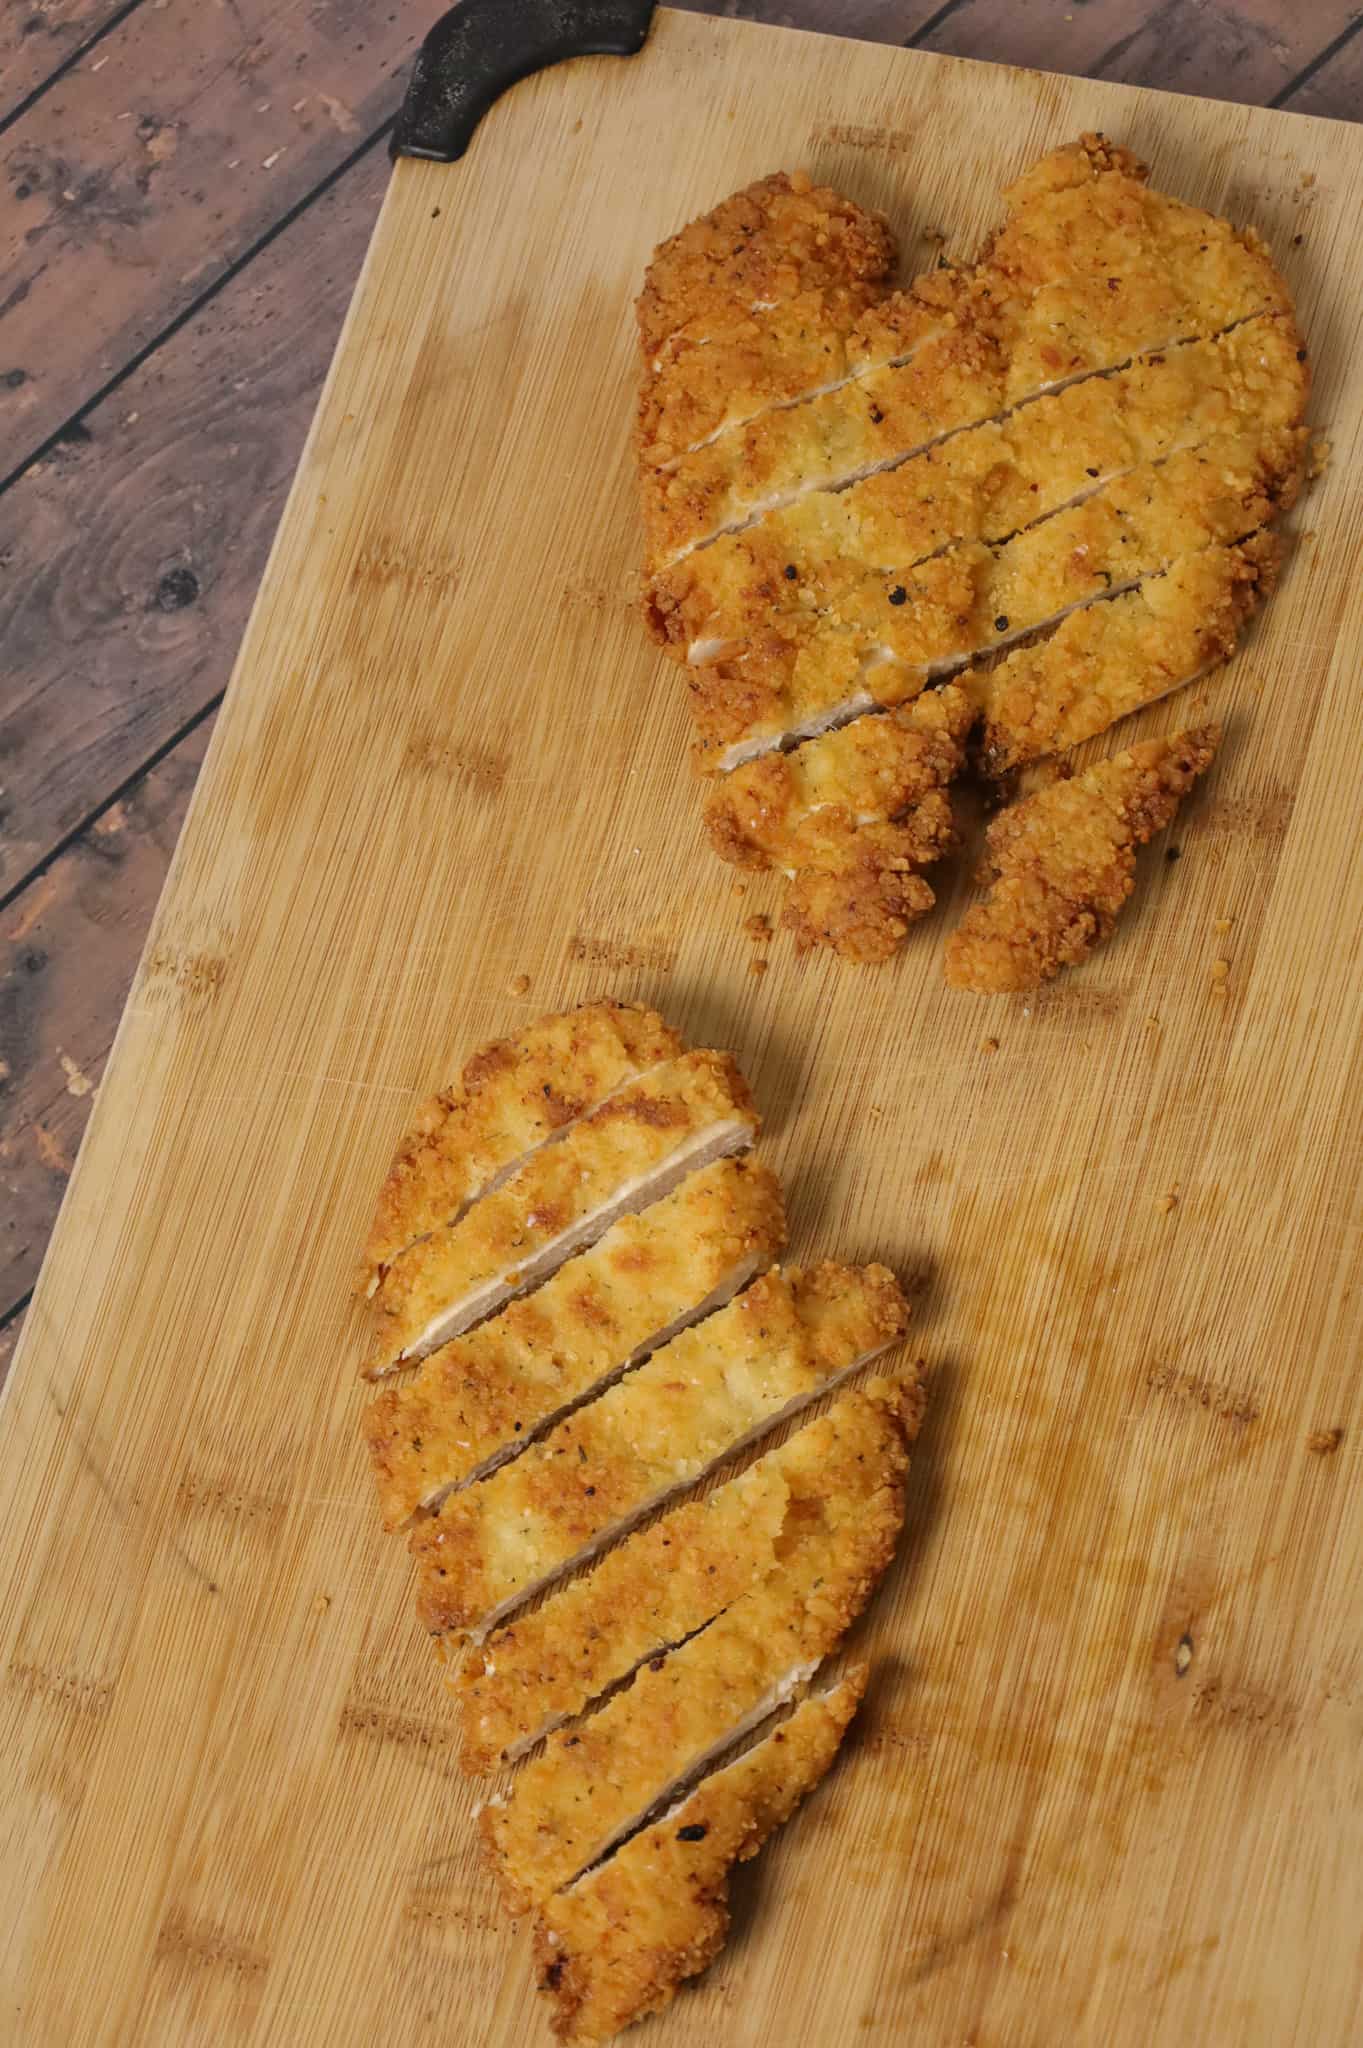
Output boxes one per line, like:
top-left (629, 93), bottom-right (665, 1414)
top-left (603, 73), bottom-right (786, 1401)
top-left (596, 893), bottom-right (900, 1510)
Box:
top-left (3, 10), bottom-right (1362, 2044)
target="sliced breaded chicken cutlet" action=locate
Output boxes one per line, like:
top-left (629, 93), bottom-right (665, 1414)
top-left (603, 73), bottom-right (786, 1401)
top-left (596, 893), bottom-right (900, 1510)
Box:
top-left (360, 1001), bottom-right (681, 1297)
top-left (366, 1049), bottom-right (758, 1373)
top-left (410, 1260), bottom-right (909, 1641)
top-left (534, 1672), bottom-right (867, 2043)
top-left (945, 726), bottom-right (1221, 992)
top-left (365, 1155), bottom-right (786, 1527)
top-left (635, 135), bottom-right (1313, 967)
top-left (480, 1378), bottom-right (917, 1909)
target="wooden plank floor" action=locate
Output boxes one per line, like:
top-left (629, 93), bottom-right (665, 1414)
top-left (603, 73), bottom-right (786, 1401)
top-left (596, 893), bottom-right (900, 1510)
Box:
top-left (1, 0), bottom-right (1360, 1355)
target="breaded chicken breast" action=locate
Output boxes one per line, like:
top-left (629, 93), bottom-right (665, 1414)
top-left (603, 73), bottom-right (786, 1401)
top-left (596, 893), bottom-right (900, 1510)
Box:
top-left (367, 1051), bottom-right (758, 1374)
top-left (637, 172), bottom-right (898, 469)
top-left (409, 1262), bottom-right (909, 1641)
top-left (649, 313), bottom-right (1307, 665)
top-left (481, 1379), bottom-right (915, 1910)
top-left (975, 534), bottom-right (1277, 773)
top-left (365, 1156), bottom-right (786, 1529)
top-left (534, 1671), bottom-right (866, 2043)
top-left (640, 135), bottom-right (1293, 571)
top-left (945, 725), bottom-right (1221, 991)
top-left (686, 422), bottom-right (1304, 769)
top-left (359, 1002), bottom-right (681, 1297)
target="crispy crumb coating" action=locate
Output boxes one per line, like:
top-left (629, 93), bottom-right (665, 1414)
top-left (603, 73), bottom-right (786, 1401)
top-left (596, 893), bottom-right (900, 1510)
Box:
top-left (364, 1156), bottom-right (787, 1530)
top-left (945, 726), bottom-right (1221, 992)
top-left (367, 1051), bottom-right (759, 1374)
top-left (359, 1002), bottom-right (682, 1295)
top-left (976, 534), bottom-right (1278, 773)
top-left (533, 1672), bottom-right (866, 2043)
top-left (647, 313), bottom-right (1307, 660)
top-left (637, 173), bottom-right (897, 468)
top-left (684, 425), bottom-right (1305, 762)
top-left (481, 1379), bottom-right (917, 1909)
top-left (454, 1445), bottom-right (792, 1776)
top-left (639, 135), bottom-right (1294, 571)
top-left (409, 1262), bottom-right (910, 1641)
top-left (704, 685), bottom-right (974, 870)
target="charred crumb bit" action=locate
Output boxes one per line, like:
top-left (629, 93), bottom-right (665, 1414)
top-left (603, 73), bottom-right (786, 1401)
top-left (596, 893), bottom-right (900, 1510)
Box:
top-left (888, 585), bottom-right (907, 606)
top-left (431, 206), bottom-right (441, 218)
top-left (677, 1823), bottom-right (708, 1842)
top-left (1308, 1427), bottom-right (1344, 1455)
top-left (1165, 846), bottom-right (1181, 863)
top-left (1174, 1632), bottom-right (1194, 1677)
top-left (1293, 232), bottom-right (1304, 245)
top-left (508, 973), bottom-right (531, 996)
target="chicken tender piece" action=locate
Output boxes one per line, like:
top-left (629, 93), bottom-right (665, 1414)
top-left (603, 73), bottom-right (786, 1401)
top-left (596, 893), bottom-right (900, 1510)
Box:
top-left (689, 425), bottom-right (1305, 767)
top-left (410, 1261), bottom-right (910, 1641)
top-left (367, 1051), bottom-right (758, 1374)
top-left (481, 1379), bottom-right (916, 1909)
top-left (359, 1001), bottom-right (681, 1297)
top-left (365, 1156), bottom-right (786, 1529)
top-left (637, 172), bottom-right (898, 468)
top-left (534, 1671), bottom-right (866, 2043)
top-left (649, 313), bottom-right (1307, 661)
top-left (945, 726), bottom-right (1221, 992)
top-left (976, 535), bottom-right (1277, 773)
top-left (642, 134), bottom-right (1293, 569)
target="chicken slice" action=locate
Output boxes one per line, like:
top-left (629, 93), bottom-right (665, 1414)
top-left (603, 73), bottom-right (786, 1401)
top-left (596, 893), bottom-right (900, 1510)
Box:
top-left (705, 683), bottom-right (973, 871)
top-left (363, 1156), bottom-right (786, 1529)
top-left (366, 1051), bottom-right (758, 1375)
top-left (455, 1374), bottom-right (923, 1773)
top-left (945, 726), bottom-right (1221, 992)
top-left (642, 134), bottom-right (1292, 569)
top-left (648, 312), bottom-right (1307, 661)
top-left (689, 423), bottom-right (1305, 768)
top-left (358, 1001), bottom-right (682, 1297)
top-left (533, 1669), bottom-right (866, 2044)
top-left (481, 1378), bottom-right (915, 1910)
top-left (410, 1261), bottom-right (910, 1641)
top-left (637, 172), bottom-right (899, 468)
top-left (976, 534), bottom-right (1277, 774)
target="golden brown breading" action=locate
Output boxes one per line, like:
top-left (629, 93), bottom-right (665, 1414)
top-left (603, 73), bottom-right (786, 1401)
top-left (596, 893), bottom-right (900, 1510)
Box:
top-left (481, 1379), bottom-right (916, 1910)
top-left (367, 1051), bottom-right (759, 1375)
top-left (533, 1671), bottom-right (866, 2043)
top-left (640, 135), bottom-right (1293, 572)
top-left (780, 804), bottom-right (953, 965)
top-left (364, 1156), bottom-right (787, 1530)
top-left (704, 684), bottom-right (974, 870)
top-left (976, 535), bottom-right (1277, 774)
top-left (409, 1262), bottom-right (910, 1641)
top-left (453, 1449), bottom-right (791, 1776)
top-left (945, 726), bottom-right (1221, 992)
top-left (648, 313), bottom-right (1307, 662)
top-left (637, 172), bottom-right (897, 469)
top-left (686, 425), bottom-right (1305, 766)
top-left (358, 1002), bottom-right (682, 1297)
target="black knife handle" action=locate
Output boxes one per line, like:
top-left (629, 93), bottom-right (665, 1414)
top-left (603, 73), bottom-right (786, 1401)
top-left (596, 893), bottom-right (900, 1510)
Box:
top-left (392, 0), bottom-right (656, 163)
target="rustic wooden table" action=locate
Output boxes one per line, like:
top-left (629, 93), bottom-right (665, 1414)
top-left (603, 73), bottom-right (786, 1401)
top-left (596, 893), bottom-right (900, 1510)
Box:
top-left (0, 0), bottom-right (1358, 1373)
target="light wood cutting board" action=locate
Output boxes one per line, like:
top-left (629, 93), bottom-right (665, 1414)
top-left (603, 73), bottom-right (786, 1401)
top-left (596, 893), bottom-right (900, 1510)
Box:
top-left (3, 11), bottom-right (1362, 2044)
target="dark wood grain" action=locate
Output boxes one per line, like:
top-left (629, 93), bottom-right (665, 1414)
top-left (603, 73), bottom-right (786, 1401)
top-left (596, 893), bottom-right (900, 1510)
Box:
top-left (0, 720), bottom-right (210, 1310)
top-left (2, 0), bottom-right (1362, 1323)
top-left (0, 0), bottom-right (423, 473)
top-left (0, 139), bottom-right (389, 895)
top-left (0, 0), bottom-right (132, 116)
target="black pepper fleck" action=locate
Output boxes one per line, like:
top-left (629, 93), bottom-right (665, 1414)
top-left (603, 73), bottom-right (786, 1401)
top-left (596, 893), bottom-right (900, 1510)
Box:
top-left (154, 565), bottom-right (200, 611)
top-left (1296, 348), bottom-right (1307, 361)
top-left (677, 1823), bottom-right (707, 1842)
top-left (1165, 846), bottom-right (1181, 863)
top-left (783, 563), bottom-right (798, 580)
top-left (994, 614), bottom-right (1009, 632)
top-left (1085, 466), bottom-right (1099, 477)
top-left (888, 585), bottom-right (907, 606)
